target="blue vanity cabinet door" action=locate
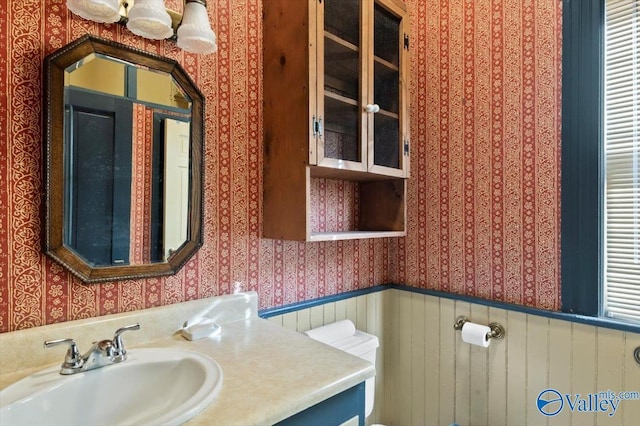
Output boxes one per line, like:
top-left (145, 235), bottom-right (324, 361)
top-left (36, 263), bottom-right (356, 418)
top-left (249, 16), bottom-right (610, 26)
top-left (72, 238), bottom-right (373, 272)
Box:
top-left (274, 382), bottom-right (365, 426)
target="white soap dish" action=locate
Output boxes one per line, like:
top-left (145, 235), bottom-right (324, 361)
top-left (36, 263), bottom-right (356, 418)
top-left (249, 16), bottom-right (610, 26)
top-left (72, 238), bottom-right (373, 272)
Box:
top-left (181, 318), bottom-right (222, 341)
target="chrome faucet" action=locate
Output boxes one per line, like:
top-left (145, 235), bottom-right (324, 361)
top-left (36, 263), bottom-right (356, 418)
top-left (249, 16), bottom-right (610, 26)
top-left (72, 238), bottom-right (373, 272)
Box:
top-left (44, 323), bottom-right (141, 375)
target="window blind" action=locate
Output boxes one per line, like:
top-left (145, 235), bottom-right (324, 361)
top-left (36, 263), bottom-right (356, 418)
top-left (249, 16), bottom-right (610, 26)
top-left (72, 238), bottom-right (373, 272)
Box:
top-left (604, 0), bottom-right (640, 322)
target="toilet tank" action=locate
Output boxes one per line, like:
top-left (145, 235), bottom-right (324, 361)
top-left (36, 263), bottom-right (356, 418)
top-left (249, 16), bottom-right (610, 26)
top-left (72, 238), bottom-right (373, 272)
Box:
top-left (304, 320), bottom-right (379, 418)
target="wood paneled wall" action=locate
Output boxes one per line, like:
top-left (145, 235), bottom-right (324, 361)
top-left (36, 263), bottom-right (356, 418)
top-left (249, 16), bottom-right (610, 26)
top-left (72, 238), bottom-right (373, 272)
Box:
top-left (266, 289), bottom-right (640, 426)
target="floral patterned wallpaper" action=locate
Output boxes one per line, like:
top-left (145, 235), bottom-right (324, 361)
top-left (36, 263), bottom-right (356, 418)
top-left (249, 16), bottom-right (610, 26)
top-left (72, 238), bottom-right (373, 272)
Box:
top-left (399, 0), bottom-right (562, 309)
top-left (0, 0), bottom-right (561, 332)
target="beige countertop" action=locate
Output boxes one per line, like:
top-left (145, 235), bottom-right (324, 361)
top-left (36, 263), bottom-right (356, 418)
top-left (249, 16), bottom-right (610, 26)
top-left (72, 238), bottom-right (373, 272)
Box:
top-left (161, 318), bottom-right (374, 425)
top-left (0, 293), bottom-right (375, 425)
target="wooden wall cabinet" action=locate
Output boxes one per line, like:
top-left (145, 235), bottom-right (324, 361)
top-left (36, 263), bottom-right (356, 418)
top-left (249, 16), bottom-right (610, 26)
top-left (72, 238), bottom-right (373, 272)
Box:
top-left (264, 0), bottom-right (409, 241)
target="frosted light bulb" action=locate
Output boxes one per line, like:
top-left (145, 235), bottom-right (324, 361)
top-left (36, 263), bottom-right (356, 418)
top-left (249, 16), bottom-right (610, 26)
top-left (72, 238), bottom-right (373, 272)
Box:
top-left (126, 0), bottom-right (174, 40)
top-left (177, 1), bottom-right (217, 54)
top-left (67, 0), bottom-right (121, 23)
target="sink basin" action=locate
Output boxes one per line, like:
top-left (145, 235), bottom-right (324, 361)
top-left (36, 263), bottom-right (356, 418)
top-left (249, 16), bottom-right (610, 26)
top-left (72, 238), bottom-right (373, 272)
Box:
top-left (0, 348), bottom-right (223, 426)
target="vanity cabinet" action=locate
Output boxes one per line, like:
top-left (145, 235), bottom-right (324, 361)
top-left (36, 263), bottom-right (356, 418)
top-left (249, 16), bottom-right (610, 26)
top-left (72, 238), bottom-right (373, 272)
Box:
top-left (263, 0), bottom-right (410, 241)
top-left (274, 382), bottom-right (365, 426)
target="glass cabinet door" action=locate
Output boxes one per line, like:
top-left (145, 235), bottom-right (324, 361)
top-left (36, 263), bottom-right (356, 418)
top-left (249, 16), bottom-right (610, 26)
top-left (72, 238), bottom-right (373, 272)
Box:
top-left (369, 0), bottom-right (406, 176)
top-left (315, 0), bottom-right (408, 178)
top-left (317, 0), bottom-right (366, 171)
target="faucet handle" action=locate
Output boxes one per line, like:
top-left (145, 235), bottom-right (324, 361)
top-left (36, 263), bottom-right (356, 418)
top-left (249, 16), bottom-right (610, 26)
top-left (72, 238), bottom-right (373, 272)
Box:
top-left (44, 338), bottom-right (84, 374)
top-left (112, 323), bottom-right (141, 359)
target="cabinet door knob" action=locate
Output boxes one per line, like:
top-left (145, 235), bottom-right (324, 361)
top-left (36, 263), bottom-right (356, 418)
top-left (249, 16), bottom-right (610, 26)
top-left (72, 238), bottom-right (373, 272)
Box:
top-left (365, 104), bottom-right (380, 113)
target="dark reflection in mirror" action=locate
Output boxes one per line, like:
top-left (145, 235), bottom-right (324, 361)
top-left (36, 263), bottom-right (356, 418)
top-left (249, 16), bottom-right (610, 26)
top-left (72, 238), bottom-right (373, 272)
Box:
top-left (45, 35), bottom-right (204, 283)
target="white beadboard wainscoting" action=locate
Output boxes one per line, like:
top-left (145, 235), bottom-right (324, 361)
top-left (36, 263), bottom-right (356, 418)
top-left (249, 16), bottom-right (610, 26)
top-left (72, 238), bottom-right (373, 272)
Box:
top-left (265, 288), bottom-right (640, 426)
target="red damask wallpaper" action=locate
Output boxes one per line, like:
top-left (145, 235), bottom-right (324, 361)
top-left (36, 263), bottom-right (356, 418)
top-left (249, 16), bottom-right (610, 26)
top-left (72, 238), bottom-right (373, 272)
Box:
top-left (0, 0), bottom-right (561, 333)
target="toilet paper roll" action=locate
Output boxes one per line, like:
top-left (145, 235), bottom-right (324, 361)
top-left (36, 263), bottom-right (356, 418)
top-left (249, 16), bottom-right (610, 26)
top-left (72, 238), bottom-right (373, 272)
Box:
top-left (461, 321), bottom-right (491, 347)
top-left (304, 319), bottom-right (356, 344)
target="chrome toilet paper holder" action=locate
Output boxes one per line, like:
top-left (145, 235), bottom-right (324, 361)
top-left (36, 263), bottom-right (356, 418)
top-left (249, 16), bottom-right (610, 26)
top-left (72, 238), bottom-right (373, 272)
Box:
top-left (453, 316), bottom-right (506, 340)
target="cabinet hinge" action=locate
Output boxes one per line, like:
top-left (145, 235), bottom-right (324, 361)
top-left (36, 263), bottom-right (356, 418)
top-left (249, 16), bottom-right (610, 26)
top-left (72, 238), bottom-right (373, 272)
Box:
top-left (404, 139), bottom-right (410, 155)
top-left (404, 34), bottom-right (410, 50)
top-left (312, 115), bottom-right (323, 139)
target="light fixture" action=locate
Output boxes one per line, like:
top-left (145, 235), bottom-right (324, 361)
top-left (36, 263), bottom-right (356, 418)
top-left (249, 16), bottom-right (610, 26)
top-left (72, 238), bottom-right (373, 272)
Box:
top-left (66, 0), bottom-right (218, 54)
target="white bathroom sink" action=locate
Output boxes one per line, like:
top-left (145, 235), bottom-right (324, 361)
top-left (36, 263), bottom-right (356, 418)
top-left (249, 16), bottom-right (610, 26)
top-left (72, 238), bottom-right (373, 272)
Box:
top-left (0, 348), bottom-right (223, 426)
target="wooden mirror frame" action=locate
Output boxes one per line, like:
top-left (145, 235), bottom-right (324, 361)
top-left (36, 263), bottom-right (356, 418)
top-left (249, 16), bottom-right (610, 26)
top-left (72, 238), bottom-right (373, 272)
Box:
top-left (44, 35), bottom-right (204, 283)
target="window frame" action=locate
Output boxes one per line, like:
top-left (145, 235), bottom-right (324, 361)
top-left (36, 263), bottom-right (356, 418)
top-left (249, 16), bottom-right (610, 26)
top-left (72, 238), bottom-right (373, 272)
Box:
top-left (561, 0), bottom-right (640, 327)
top-left (561, 0), bottom-right (605, 317)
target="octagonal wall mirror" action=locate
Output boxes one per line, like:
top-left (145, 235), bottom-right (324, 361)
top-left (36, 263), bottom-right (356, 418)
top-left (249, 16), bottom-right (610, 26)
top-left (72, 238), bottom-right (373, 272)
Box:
top-left (44, 35), bottom-right (204, 283)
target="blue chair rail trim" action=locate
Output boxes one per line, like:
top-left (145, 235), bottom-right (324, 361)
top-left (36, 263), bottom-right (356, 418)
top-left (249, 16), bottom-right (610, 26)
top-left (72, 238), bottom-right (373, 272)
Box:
top-left (259, 285), bottom-right (389, 318)
top-left (259, 284), bottom-right (639, 334)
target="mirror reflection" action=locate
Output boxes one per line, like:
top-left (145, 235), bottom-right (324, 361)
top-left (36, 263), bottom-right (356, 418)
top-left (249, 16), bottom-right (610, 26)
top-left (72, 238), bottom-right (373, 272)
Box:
top-left (44, 35), bottom-right (204, 283)
top-left (65, 54), bottom-right (191, 267)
